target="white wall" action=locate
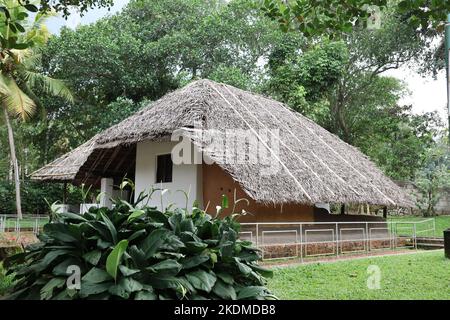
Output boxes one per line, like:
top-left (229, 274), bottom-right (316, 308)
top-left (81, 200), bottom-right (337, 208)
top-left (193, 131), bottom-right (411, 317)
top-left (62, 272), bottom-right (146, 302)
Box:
top-left (134, 141), bottom-right (202, 211)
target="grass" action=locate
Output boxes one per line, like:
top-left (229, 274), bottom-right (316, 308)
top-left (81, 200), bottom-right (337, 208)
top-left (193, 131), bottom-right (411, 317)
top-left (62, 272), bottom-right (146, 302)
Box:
top-left (388, 215), bottom-right (450, 237)
top-left (267, 250), bottom-right (450, 300)
top-left (1, 217), bottom-right (48, 229)
top-left (18, 218), bottom-right (48, 228)
top-left (2, 250), bottom-right (449, 300)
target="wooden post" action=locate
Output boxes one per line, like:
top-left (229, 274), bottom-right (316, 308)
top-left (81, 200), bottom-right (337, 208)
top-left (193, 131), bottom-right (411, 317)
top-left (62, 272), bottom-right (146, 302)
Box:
top-left (63, 182), bottom-right (68, 205)
top-left (100, 178), bottom-right (114, 209)
top-left (383, 206), bottom-right (388, 219)
top-left (340, 204), bottom-right (345, 215)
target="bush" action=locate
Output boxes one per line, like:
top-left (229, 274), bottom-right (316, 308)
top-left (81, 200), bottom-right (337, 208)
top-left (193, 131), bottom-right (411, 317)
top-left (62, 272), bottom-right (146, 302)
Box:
top-left (4, 197), bottom-right (275, 300)
top-left (0, 180), bottom-right (83, 216)
top-left (0, 262), bottom-right (15, 297)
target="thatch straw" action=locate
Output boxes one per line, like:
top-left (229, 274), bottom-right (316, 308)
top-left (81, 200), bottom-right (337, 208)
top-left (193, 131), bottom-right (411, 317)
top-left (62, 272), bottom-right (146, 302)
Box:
top-left (30, 135), bottom-right (99, 181)
top-left (31, 79), bottom-right (413, 207)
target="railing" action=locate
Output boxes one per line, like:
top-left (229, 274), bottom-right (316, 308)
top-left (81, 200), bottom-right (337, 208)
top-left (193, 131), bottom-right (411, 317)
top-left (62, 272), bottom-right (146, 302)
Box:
top-left (239, 218), bottom-right (436, 261)
top-left (0, 214), bottom-right (438, 255)
top-left (0, 215), bottom-right (48, 237)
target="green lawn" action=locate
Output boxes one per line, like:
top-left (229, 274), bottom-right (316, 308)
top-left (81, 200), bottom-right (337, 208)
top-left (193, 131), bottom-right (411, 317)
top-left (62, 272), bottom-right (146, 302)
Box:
top-left (2, 250), bottom-right (449, 299)
top-left (388, 215), bottom-right (450, 238)
top-left (1, 217), bottom-right (48, 229)
top-left (267, 250), bottom-right (450, 300)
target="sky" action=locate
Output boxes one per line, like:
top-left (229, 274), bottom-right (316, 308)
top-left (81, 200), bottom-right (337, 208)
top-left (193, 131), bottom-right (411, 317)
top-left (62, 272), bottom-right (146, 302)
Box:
top-left (46, 0), bottom-right (448, 122)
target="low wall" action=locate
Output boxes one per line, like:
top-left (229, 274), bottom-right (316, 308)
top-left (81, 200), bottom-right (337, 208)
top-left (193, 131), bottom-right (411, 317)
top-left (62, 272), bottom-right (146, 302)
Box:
top-left (0, 232), bottom-right (39, 248)
top-left (260, 237), bottom-right (413, 259)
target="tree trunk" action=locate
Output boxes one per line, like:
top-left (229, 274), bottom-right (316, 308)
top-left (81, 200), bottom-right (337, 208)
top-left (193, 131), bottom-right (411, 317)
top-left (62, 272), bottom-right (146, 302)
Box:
top-left (3, 107), bottom-right (23, 219)
top-left (8, 155), bottom-right (13, 181)
top-left (425, 190), bottom-right (433, 217)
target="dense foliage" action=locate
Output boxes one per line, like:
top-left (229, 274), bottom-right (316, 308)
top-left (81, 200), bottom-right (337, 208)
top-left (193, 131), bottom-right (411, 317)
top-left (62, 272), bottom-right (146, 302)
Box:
top-left (0, 0), bottom-right (447, 216)
top-left (262, 0), bottom-right (450, 36)
top-left (0, 181), bottom-right (81, 215)
top-left (4, 197), bottom-right (274, 300)
top-left (414, 135), bottom-right (450, 216)
top-left (0, 262), bottom-right (15, 296)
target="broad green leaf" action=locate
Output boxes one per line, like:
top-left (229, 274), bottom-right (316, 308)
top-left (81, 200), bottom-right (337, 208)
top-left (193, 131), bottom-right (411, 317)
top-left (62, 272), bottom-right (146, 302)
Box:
top-left (147, 259), bottom-right (182, 276)
top-left (180, 254), bottom-right (210, 269)
top-left (97, 238), bottom-right (112, 249)
top-left (82, 267), bottom-right (112, 283)
top-left (154, 251), bottom-right (185, 260)
top-left (52, 257), bottom-right (81, 276)
top-left (141, 229), bottom-right (168, 258)
top-left (59, 211), bottom-right (88, 222)
top-left (52, 289), bottom-right (71, 300)
top-left (212, 279), bottom-right (236, 300)
top-left (128, 245), bottom-right (147, 268)
top-left (250, 264), bottom-right (273, 278)
top-left (186, 270), bottom-right (217, 293)
top-left (34, 249), bottom-right (71, 272)
top-left (108, 284), bottom-right (130, 299)
top-left (148, 209), bottom-right (169, 224)
top-left (119, 265), bottom-right (140, 277)
top-left (119, 277), bottom-right (143, 293)
top-left (24, 4), bottom-right (38, 12)
top-left (146, 276), bottom-right (181, 290)
top-left (168, 213), bottom-right (183, 233)
top-left (184, 241), bottom-right (208, 253)
top-left (134, 289), bottom-right (157, 300)
top-left (79, 281), bottom-right (113, 298)
top-left (127, 209), bottom-right (145, 222)
top-left (43, 224), bottom-right (79, 243)
top-left (106, 239), bottom-right (129, 281)
top-left (210, 252), bottom-right (218, 264)
top-left (177, 276), bottom-right (195, 293)
top-left (40, 278), bottom-right (65, 300)
top-left (180, 219), bottom-right (195, 233)
top-left (160, 233), bottom-right (185, 251)
top-left (83, 250), bottom-right (102, 266)
top-left (127, 229), bottom-right (147, 242)
top-left (88, 221), bottom-right (112, 243)
top-left (235, 259), bottom-right (252, 275)
top-left (100, 212), bottom-right (118, 244)
top-left (216, 272), bottom-right (234, 285)
top-left (237, 250), bottom-right (260, 262)
top-left (237, 286), bottom-right (267, 300)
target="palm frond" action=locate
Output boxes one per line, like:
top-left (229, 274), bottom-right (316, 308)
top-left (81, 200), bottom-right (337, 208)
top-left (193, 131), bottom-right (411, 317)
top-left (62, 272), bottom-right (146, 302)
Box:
top-left (24, 10), bottom-right (56, 46)
top-left (8, 48), bottom-right (33, 64)
top-left (23, 70), bottom-right (74, 103)
top-left (0, 74), bottom-right (10, 96)
top-left (0, 74), bottom-right (36, 121)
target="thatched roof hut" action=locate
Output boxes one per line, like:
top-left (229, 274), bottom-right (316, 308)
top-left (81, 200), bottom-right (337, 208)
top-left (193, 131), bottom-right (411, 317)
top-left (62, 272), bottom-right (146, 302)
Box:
top-left (31, 79), bottom-right (413, 207)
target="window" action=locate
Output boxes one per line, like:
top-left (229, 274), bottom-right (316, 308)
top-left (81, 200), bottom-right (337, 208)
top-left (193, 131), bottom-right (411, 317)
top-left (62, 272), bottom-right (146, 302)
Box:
top-left (156, 154), bottom-right (173, 183)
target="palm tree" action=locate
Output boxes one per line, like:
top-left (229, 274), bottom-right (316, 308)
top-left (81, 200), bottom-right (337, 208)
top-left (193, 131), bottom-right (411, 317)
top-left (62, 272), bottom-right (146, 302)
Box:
top-left (0, 1), bottom-right (73, 219)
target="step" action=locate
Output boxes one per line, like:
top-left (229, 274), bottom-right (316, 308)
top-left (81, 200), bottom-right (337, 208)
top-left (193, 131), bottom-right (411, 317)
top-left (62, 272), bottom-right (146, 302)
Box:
top-left (416, 237), bottom-right (443, 241)
top-left (416, 243), bottom-right (444, 249)
top-left (416, 239), bottom-right (444, 244)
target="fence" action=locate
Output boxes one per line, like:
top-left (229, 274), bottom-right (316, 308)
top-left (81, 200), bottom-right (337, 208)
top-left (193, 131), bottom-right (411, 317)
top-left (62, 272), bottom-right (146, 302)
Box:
top-left (0, 215), bottom-right (48, 236)
top-left (240, 219), bottom-right (436, 261)
top-left (0, 215), bottom-right (437, 257)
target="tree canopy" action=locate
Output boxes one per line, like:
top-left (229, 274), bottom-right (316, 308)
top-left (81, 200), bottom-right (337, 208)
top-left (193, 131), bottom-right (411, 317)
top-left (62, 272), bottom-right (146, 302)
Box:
top-left (0, 0), bottom-right (447, 216)
top-left (262, 0), bottom-right (450, 36)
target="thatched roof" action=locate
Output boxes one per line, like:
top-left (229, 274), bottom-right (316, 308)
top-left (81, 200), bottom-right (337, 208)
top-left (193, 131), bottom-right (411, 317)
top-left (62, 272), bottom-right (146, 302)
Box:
top-left (31, 79), bottom-right (413, 207)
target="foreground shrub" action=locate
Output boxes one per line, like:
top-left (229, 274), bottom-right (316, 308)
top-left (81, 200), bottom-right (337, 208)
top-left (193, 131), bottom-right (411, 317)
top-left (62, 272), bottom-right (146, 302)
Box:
top-left (0, 262), bottom-right (15, 297)
top-left (4, 198), bottom-right (274, 300)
